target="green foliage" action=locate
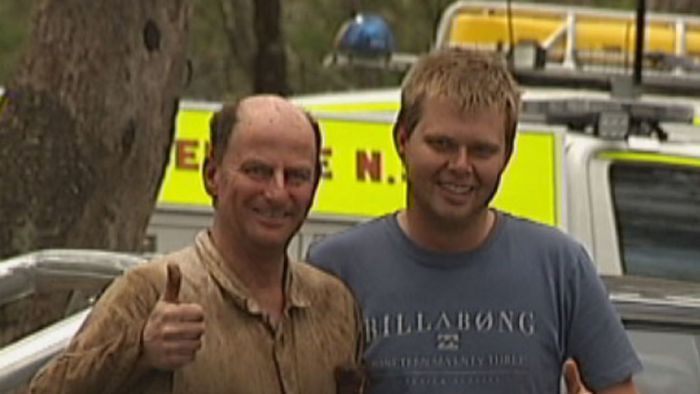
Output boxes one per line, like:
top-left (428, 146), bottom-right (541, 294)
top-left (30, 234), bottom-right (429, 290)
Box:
top-left (185, 0), bottom-right (242, 100)
top-left (0, 0), bottom-right (32, 85)
top-left (0, 0), bottom-right (693, 99)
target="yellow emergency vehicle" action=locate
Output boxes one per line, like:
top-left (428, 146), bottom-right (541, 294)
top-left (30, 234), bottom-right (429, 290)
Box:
top-left (2, 4), bottom-right (700, 389)
top-left (439, 1), bottom-right (700, 71)
top-left (147, 1), bottom-right (700, 283)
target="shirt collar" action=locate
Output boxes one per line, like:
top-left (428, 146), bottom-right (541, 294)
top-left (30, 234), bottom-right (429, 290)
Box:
top-left (194, 230), bottom-right (311, 313)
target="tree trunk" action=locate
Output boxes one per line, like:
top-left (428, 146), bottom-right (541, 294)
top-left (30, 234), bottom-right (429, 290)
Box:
top-left (0, 0), bottom-right (190, 354)
top-left (0, 0), bottom-right (191, 259)
top-left (253, 0), bottom-right (288, 95)
top-left (218, 0), bottom-right (255, 91)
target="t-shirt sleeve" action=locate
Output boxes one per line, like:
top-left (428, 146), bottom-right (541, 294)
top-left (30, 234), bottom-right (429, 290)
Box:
top-left (565, 245), bottom-right (643, 391)
top-left (307, 235), bottom-right (345, 276)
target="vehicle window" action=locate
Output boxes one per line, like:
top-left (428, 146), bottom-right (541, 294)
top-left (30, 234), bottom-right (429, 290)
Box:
top-left (626, 327), bottom-right (700, 394)
top-left (610, 162), bottom-right (700, 281)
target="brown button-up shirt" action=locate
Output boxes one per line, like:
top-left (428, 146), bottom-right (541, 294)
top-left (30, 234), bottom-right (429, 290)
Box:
top-left (29, 231), bottom-right (363, 394)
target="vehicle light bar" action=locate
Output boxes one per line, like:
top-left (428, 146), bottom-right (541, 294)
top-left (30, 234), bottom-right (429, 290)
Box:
top-left (520, 98), bottom-right (695, 140)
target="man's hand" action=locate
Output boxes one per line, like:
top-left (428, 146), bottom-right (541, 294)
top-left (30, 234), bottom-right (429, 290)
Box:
top-left (142, 263), bottom-right (205, 370)
top-left (564, 359), bottom-right (592, 394)
top-left (564, 358), bottom-right (639, 394)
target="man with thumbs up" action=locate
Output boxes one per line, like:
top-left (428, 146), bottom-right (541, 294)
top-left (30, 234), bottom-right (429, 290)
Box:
top-left (140, 263), bottom-right (206, 371)
top-left (29, 95), bottom-right (365, 393)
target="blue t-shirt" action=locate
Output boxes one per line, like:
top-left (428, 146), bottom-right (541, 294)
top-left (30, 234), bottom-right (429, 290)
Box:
top-left (308, 212), bottom-right (642, 394)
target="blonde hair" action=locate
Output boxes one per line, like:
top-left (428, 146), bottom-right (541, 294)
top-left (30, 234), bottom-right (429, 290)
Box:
top-left (394, 48), bottom-right (521, 156)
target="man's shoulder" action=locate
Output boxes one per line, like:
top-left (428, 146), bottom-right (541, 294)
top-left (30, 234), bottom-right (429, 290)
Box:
top-left (311, 215), bottom-right (391, 254)
top-left (306, 215), bottom-right (394, 276)
top-left (502, 213), bottom-right (581, 251)
top-left (500, 213), bottom-right (594, 277)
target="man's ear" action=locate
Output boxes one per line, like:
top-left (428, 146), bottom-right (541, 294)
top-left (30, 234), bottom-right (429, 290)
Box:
top-left (395, 124), bottom-right (410, 163)
top-left (203, 156), bottom-right (218, 203)
top-left (502, 130), bottom-right (516, 170)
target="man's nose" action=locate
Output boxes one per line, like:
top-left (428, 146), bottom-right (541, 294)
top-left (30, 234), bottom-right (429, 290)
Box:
top-left (264, 171), bottom-right (287, 199)
top-left (448, 148), bottom-right (471, 171)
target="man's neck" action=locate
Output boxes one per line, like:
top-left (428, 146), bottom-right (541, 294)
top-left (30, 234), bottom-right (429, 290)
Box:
top-left (210, 228), bottom-right (286, 321)
top-left (398, 208), bottom-right (496, 253)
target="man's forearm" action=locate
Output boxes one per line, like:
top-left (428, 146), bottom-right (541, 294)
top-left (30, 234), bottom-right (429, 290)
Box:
top-left (28, 334), bottom-right (147, 394)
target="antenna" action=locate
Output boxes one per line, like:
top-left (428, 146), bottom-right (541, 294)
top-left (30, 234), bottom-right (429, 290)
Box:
top-left (350, 0), bottom-right (360, 18)
top-left (506, 0), bottom-right (516, 65)
top-left (633, 0), bottom-right (647, 86)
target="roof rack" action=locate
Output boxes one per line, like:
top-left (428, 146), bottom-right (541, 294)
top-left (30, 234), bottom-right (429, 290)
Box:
top-left (520, 98), bottom-right (695, 140)
top-left (436, 1), bottom-right (700, 92)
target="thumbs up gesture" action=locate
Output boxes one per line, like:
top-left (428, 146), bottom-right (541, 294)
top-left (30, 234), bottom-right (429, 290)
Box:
top-left (142, 263), bottom-right (205, 370)
top-left (563, 359), bottom-right (593, 394)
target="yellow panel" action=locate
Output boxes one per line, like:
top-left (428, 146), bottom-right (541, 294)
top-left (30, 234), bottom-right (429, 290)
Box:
top-left (597, 152), bottom-right (700, 167)
top-left (492, 132), bottom-right (560, 226)
top-left (576, 21), bottom-right (675, 53)
top-left (449, 15), bottom-right (561, 46)
top-left (448, 8), bottom-right (700, 60)
top-left (159, 108), bottom-right (562, 226)
top-left (317, 122), bottom-right (562, 222)
top-left (646, 23), bottom-right (675, 53)
top-left (313, 119), bottom-right (405, 217)
top-left (689, 29), bottom-right (700, 55)
top-left (576, 22), bottom-right (631, 52)
top-left (158, 109), bottom-right (212, 206)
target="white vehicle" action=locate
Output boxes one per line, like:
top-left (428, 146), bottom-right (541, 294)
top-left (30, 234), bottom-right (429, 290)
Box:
top-left (3, 250), bottom-right (700, 393)
top-left (149, 0), bottom-right (700, 282)
top-left (2, 2), bottom-right (700, 392)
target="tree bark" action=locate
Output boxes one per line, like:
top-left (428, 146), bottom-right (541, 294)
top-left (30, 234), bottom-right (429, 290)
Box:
top-left (0, 0), bottom-right (191, 259)
top-left (253, 0), bottom-right (288, 95)
top-left (218, 0), bottom-right (255, 86)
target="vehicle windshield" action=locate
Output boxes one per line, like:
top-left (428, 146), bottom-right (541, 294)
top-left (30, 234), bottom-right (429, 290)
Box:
top-left (610, 162), bottom-right (700, 281)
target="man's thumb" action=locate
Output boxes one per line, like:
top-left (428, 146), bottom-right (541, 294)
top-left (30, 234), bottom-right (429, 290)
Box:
top-left (564, 359), bottom-right (588, 394)
top-left (164, 263), bottom-right (181, 303)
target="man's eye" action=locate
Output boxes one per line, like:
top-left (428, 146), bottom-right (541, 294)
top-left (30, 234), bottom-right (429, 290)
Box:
top-left (243, 164), bottom-right (273, 179)
top-left (286, 169), bottom-right (312, 185)
top-left (428, 138), bottom-right (454, 151)
top-left (472, 145), bottom-right (497, 157)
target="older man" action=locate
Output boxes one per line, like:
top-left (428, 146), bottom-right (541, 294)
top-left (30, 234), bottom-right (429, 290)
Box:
top-left (29, 95), bottom-right (364, 393)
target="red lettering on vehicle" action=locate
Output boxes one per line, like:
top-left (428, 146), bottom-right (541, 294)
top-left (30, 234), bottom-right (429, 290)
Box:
top-left (356, 150), bottom-right (382, 182)
top-left (321, 147), bottom-right (333, 180)
top-left (175, 139), bottom-right (199, 170)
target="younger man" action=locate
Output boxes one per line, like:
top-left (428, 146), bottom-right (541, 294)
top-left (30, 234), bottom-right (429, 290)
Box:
top-left (309, 48), bottom-right (641, 393)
